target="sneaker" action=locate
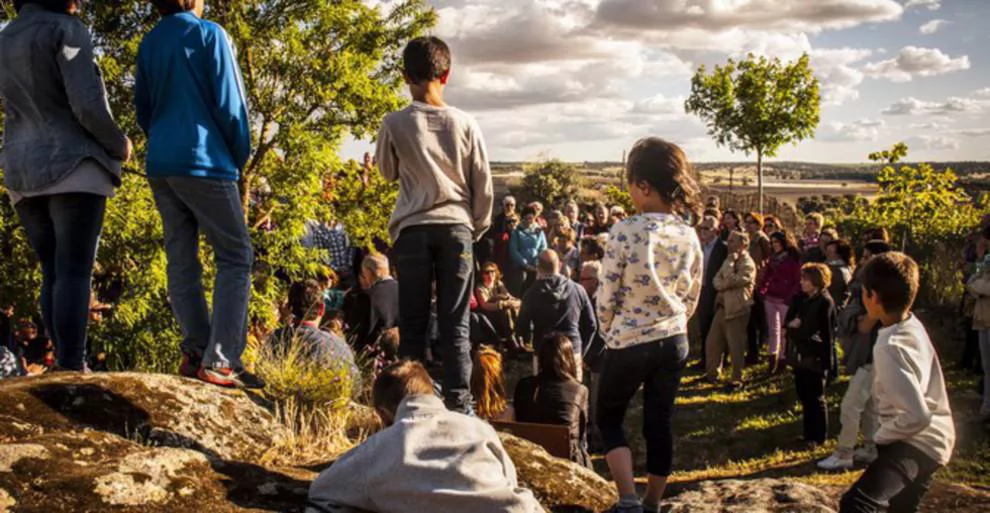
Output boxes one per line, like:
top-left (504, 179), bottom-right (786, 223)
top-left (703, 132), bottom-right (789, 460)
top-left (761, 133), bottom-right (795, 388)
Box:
top-left (178, 353), bottom-right (201, 379)
top-left (818, 452), bottom-right (855, 471)
top-left (197, 366), bottom-right (237, 388)
top-left (229, 368), bottom-right (266, 390)
top-left (853, 445), bottom-right (878, 464)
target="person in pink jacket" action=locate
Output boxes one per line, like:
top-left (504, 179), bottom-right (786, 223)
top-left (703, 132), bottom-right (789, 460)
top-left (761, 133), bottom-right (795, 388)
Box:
top-left (760, 231), bottom-right (802, 373)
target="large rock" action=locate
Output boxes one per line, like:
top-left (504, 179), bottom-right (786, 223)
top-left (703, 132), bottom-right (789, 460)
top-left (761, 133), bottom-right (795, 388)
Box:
top-left (499, 432), bottom-right (618, 513)
top-left (664, 479), bottom-right (837, 513)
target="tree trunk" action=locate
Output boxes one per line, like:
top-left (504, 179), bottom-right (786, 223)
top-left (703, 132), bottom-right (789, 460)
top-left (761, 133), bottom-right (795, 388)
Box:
top-left (756, 150), bottom-right (764, 214)
top-left (729, 167), bottom-right (734, 193)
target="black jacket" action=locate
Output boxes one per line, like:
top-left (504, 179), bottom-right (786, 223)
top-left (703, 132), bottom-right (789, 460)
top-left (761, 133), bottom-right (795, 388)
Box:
top-left (698, 239), bottom-right (728, 339)
top-left (785, 291), bottom-right (837, 376)
top-left (513, 375), bottom-right (591, 468)
top-left (344, 278), bottom-right (399, 352)
top-left (516, 275), bottom-right (597, 355)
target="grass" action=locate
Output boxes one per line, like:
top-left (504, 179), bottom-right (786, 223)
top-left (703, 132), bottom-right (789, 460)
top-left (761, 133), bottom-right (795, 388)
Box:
top-left (599, 308), bottom-right (990, 495)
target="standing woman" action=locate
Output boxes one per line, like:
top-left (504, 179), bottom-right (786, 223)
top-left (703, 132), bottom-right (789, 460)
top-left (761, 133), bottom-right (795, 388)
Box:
top-left (0, 0), bottom-right (132, 371)
top-left (759, 231), bottom-right (802, 374)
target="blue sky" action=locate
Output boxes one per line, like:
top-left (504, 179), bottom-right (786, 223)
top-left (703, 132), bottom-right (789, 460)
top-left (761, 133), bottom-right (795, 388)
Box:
top-left (344, 0), bottom-right (990, 163)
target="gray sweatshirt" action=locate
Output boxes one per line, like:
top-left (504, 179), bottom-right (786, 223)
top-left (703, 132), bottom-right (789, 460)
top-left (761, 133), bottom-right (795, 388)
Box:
top-left (306, 394), bottom-right (544, 513)
top-left (873, 315), bottom-right (955, 465)
top-left (376, 102), bottom-right (494, 242)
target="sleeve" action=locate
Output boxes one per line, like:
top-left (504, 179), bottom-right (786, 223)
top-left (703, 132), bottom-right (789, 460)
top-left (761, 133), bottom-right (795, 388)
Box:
top-left (476, 287), bottom-right (498, 312)
top-left (468, 121), bottom-right (494, 241)
top-left (306, 440), bottom-right (377, 512)
top-left (509, 231), bottom-right (525, 267)
top-left (134, 45), bottom-right (151, 136)
top-left (56, 20), bottom-right (128, 159)
top-left (206, 26), bottom-right (252, 170)
top-left (596, 230), bottom-right (626, 334)
top-left (376, 120), bottom-right (398, 182)
top-left (872, 344), bottom-right (934, 444)
top-left (536, 231), bottom-right (548, 255)
top-left (683, 237), bottom-right (704, 318)
top-left (578, 287), bottom-right (598, 351)
top-left (967, 273), bottom-right (990, 297)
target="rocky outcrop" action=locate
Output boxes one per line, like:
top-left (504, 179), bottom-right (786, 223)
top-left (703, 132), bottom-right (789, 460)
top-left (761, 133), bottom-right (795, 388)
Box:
top-left (665, 479), bottom-right (837, 513)
top-left (499, 433), bottom-right (618, 513)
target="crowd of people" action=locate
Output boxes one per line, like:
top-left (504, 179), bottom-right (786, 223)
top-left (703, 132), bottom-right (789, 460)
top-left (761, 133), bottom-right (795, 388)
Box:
top-left (0, 3), bottom-right (968, 513)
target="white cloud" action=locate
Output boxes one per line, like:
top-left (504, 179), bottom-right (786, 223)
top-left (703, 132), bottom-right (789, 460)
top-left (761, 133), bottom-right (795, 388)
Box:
top-left (820, 119), bottom-right (886, 142)
top-left (594, 0), bottom-right (904, 32)
top-left (904, 0), bottom-right (941, 11)
top-left (809, 48), bottom-right (873, 105)
top-left (974, 88), bottom-right (990, 98)
top-left (956, 128), bottom-right (990, 138)
top-left (864, 46), bottom-right (970, 82)
top-left (919, 19), bottom-right (949, 35)
top-left (907, 135), bottom-right (959, 151)
top-left (882, 96), bottom-right (981, 116)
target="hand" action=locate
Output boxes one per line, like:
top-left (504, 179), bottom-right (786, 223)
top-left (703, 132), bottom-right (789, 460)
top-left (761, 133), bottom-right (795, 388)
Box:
top-left (122, 137), bottom-right (134, 163)
top-left (788, 319), bottom-right (802, 329)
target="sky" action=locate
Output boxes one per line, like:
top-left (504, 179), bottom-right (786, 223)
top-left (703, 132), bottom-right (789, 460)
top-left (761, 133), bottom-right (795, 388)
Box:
top-left (342, 0), bottom-right (990, 163)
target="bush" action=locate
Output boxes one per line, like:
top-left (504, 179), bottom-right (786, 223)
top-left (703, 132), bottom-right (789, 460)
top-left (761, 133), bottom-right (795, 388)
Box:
top-left (509, 160), bottom-right (582, 207)
top-left (252, 332), bottom-right (359, 408)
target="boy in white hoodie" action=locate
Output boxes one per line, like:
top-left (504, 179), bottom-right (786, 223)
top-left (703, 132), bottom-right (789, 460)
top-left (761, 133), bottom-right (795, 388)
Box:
top-left (840, 252), bottom-right (955, 513)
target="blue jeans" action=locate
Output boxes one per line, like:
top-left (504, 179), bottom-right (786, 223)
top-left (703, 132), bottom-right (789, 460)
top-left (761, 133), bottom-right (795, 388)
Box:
top-left (393, 224), bottom-right (474, 414)
top-left (149, 177), bottom-right (253, 369)
top-left (596, 334), bottom-right (689, 477)
top-left (16, 193), bottom-right (106, 370)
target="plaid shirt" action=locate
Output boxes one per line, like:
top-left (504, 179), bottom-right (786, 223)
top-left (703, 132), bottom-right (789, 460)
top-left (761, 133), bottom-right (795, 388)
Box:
top-left (303, 220), bottom-right (353, 274)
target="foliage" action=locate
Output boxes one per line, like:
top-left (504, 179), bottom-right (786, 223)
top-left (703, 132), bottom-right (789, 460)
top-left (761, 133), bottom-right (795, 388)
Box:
top-left (685, 53), bottom-right (821, 211)
top-left (0, 1), bottom-right (434, 371)
top-left (868, 142), bottom-right (909, 165)
top-left (252, 334), bottom-right (357, 408)
top-left (604, 186), bottom-right (636, 215)
top-left (509, 160), bottom-right (583, 208)
top-left (833, 144), bottom-right (989, 307)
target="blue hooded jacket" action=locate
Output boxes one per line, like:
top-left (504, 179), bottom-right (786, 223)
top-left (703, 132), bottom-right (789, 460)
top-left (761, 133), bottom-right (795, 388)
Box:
top-left (134, 12), bottom-right (250, 180)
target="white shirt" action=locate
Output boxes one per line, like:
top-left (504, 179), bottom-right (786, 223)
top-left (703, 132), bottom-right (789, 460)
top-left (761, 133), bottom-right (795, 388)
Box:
top-left (598, 213), bottom-right (703, 350)
top-left (873, 315), bottom-right (955, 465)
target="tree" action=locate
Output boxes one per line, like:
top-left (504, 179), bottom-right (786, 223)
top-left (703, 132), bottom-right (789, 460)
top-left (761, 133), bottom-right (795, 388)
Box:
top-left (510, 160), bottom-right (583, 208)
top-left (0, 1), bottom-right (433, 371)
top-left (685, 53), bottom-right (821, 212)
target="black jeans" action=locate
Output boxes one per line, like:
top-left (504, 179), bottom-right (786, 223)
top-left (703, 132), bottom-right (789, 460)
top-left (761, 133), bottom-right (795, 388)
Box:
top-left (794, 368), bottom-right (828, 443)
top-left (840, 442), bottom-right (941, 513)
top-left (596, 334), bottom-right (688, 476)
top-left (16, 193), bottom-right (106, 370)
top-left (747, 295), bottom-right (766, 363)
top-left (394, 224), bottom-right (474, 414)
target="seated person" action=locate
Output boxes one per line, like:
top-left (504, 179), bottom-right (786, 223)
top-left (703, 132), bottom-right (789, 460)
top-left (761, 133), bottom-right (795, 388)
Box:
top-left (344, 254), bottom-right (399, 353)
top-left (513, 334), bottom-right (591, 468)
top-left (307, 360), bottom-right (544, 513)
top-left (16, 319), bottom-right (53, 370)
top-left (471, 345), bottom-right (512, 421)
top-left (269, 280), bottom-right (360, 392)
top-left (317, 267), bottom-right (347, 316)
top-left (476, 262), bottom-right (522, 347)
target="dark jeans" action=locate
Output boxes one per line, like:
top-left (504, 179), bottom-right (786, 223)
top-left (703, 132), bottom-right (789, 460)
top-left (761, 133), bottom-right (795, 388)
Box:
top-left (16, 193), bottom-right (106, 370)
top-left (794, 368), bottom-right (828, 443)
top-left (960, 326), bottom-right (981, 371)
top-left (840, 442), bottom-right (941, 513)
top-left (394, 224), bottom-right (474, 414)
top-left (747, 295), bottom-right (766, 363)
top-left (597, 334), bottom-right (688, 476)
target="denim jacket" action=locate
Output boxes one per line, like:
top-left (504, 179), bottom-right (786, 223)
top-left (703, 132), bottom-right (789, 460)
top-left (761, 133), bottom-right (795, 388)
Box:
top-left (0, 5), bottom-right (128, 192)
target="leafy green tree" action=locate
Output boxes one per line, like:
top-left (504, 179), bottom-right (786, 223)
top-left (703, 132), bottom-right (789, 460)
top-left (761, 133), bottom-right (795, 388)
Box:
top-left (868, 142), bottom-right (909, 165)
top-left (0, 1), bottom-right (433, 371)
top-left (685, 53), bottom-right (821, 212)
top-left (510, 160), bottom-right (583, 208)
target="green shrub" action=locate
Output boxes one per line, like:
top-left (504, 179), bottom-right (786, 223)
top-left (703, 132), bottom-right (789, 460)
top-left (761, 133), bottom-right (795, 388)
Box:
top-left (509, 160), bottom-right (583, 208)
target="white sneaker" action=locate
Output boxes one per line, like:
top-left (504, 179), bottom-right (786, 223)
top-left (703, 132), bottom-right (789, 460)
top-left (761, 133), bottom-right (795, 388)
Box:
top-left (817, 452), bottom-right (854, 471)
top-left (853, 445), bottom-right (878, 464)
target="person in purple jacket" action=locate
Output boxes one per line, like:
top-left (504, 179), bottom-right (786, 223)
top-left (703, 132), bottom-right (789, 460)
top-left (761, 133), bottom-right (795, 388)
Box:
top-left (759, 231), bottom-right (802, 374)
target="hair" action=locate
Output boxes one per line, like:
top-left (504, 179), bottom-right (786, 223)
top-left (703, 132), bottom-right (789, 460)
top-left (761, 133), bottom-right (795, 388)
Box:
top-left (149, 0), bottom-right (198, 15)
top-left (722, 210), bottom-right (740, 226)
top-left (471, 346), bottom-right (508, 420)
top-left (867, 227), bottom-right (890, 243)
top-left (288, 279), bottom-right (324, 322)
top-left (806, 212), bottom-right (825, 228)
top-left (316, 267), bottom-right (339, 287)
top-left (699, 215), bottom-right (719, 231)
top-left (705, 195), bottom-right (721, 209)
top-left (15, 0), bottom-right (77, 12)
top-left (770, 231), bottom-right (801, 259)
top-left (626, 137), bottom-right (702, 224)
top-left (703, 208), bottom-right (722, 220)
top-left (581, 260), bottom-right (603, 281)
top-left (537, 249), bottom-right (560, 275)
top-left (819, 227), bottom-right (839, 242)
top-left (481, 261), bottom-right (502, 281)
top-left (745, 212), bottom-right (765, 227)
top-left (503, 195), bottom-right (516, 206)
top-left (580, 237), bottom-right (605, 260)
top-left (861, 252), bottom-right (920, 316)
top-left (864, 240), bottom-right (892, 257)
top-left (801, 263), bottom-right (832, 290)
top-left (764, 214), bottom-right (782, 230)
top-left (538, 334), bottom-right (578, 381)
top-left (505, 214), bottom-right (520, 228)
top-left (362, 253), bottom-right (390, 279)
top-left (402, 37), bottom-right (451, 85)
top-left (827, 239), bottom-right (857, 267)
top-left (729, 230), bottom-right (750, 248)
top-left (521, 206), bottom-right (537, 218)
top-left (372, 360), bottom-right (436, 418)
top-left (555, 227), bottom-right (577, 245)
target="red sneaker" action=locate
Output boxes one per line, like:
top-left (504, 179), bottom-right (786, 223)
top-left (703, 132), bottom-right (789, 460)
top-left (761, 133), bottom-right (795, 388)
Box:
top-left (196, 366), bottom-right (237, 388)
top-left (178, 353), bottom-right (201, 378)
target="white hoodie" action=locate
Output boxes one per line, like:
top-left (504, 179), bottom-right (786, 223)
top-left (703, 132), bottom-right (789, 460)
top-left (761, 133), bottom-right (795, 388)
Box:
top-left (872, 315), bottom-right (955, 465)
